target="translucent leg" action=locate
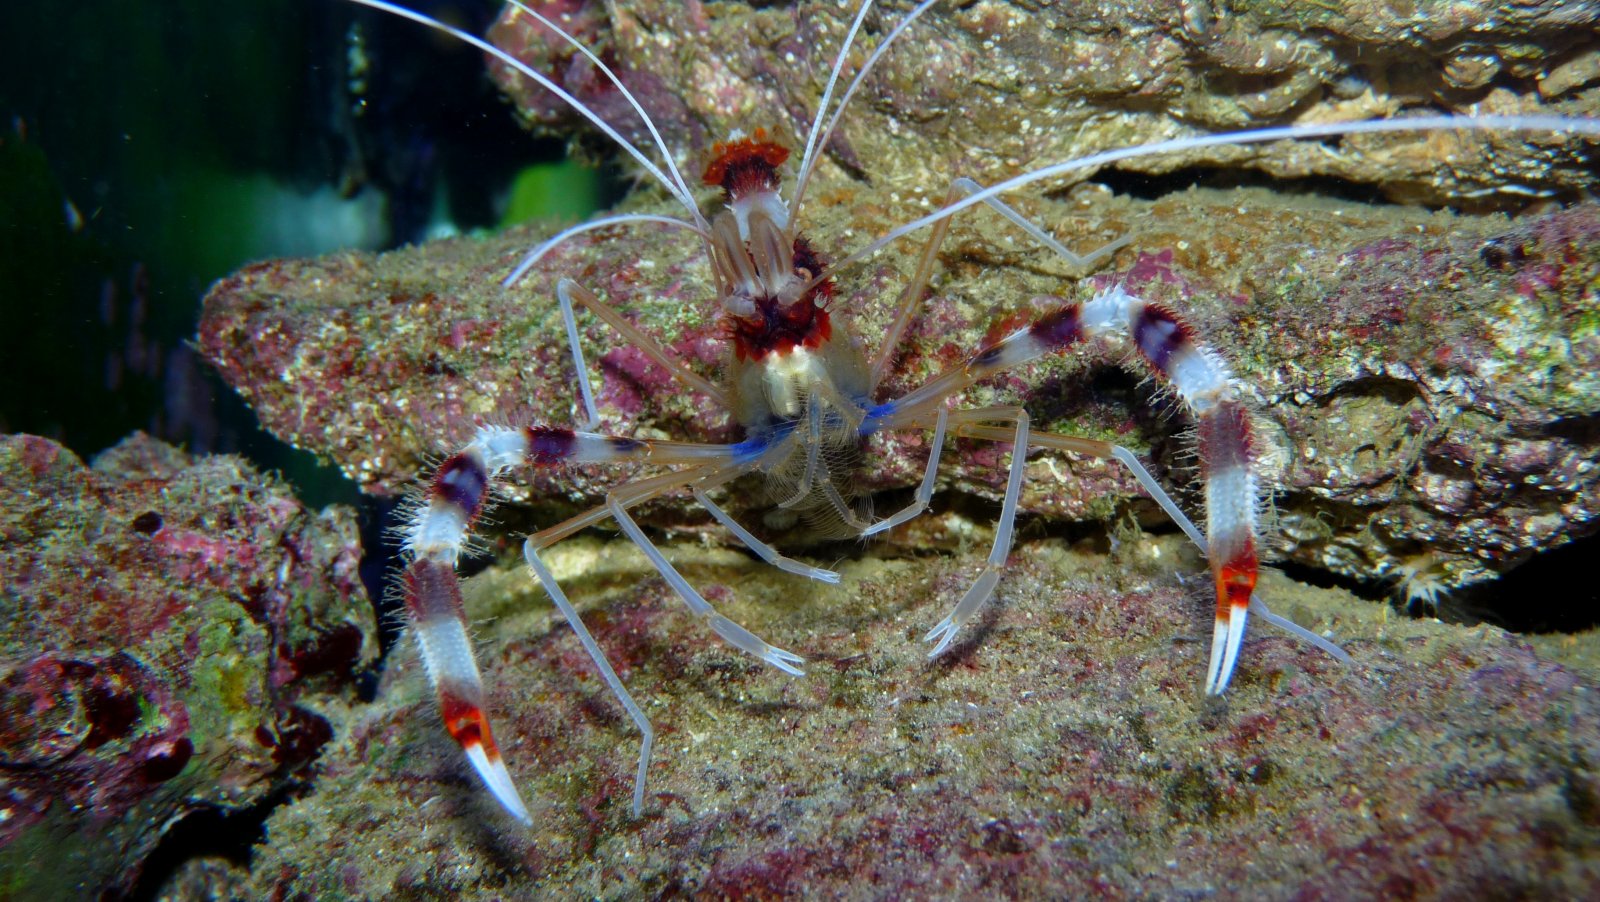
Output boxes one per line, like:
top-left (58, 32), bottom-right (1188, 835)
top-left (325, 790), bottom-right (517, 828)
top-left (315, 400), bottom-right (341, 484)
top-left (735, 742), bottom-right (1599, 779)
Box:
top-left (556, 278), bottom-right (603, 430)
top-left (524, 542), bottom-right (655, 817)
top-left (867, 177), bottom-right (1129, 389)
top-left (607, 497), bottom-right (806, 675)
top-left (555, 278), bottom-right (732, 419)
top-left (1249, 596), bottom-right (1353, 665)
top-left (951, 176), bottom-right (1130, 270)
top-left (925, 411), bottom-right (1031, 657)
top-left (693, 485), bottom-right (842, 584)
top-left (949, 418), bottom-right (1209, 554)
top-left (861, 406), bottom-right (950, 537)
top-left (775, 396), bottom-right (824, 509)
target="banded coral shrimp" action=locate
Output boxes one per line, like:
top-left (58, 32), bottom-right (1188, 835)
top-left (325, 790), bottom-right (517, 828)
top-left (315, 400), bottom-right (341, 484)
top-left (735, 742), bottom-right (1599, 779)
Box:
top-left (300, 0), bottom-right (1600, 832)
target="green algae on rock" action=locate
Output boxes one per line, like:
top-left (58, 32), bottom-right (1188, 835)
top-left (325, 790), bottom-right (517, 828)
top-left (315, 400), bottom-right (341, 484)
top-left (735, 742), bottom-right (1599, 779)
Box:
top-left (0, 433), bottom-right (377, 900)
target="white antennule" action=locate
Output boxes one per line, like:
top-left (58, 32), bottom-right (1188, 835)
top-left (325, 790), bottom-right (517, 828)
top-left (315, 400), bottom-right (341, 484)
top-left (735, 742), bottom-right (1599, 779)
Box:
top-left (790, 0), bottom-right (943, 223)
top-left (790, 0), bottom-right (876, 217)
top-left (346, 0), bottom-right (701, 218)
top-left (813, 113), bottom-right (1600, 288)
top-left (501, 1), bottom-right (706, 232)
top-left (502, 213), bottom-right (708, 289)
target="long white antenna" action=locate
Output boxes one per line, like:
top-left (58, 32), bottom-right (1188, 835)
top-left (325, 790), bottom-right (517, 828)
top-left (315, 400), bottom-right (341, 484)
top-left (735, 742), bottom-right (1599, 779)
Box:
top-left (346, 0), bottom-right (701, 217)
top-left (502, 213), bottom-right (707, 289)
top-left (811, 114), bottom-right (1600, 288)
top-left (503, 0), bottom-right (706, 230)
top-left (790, 0), bottom-right (942, 221)
top-left (791, 0), bottom-right (875, 215)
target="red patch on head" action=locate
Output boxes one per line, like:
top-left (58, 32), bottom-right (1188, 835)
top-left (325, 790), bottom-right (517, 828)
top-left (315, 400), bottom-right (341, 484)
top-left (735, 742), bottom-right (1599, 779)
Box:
top-left (703, 127), bottom-right (790, 198)
top-left (728, 304), bottom-right (832, 363)
top-left (725, 235), bottom-right (836, 361)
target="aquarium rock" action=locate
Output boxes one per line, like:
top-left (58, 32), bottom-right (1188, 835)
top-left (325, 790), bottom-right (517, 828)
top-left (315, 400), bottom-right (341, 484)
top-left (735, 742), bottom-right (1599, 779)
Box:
top-left (0, 433), bottom-right (376, 899)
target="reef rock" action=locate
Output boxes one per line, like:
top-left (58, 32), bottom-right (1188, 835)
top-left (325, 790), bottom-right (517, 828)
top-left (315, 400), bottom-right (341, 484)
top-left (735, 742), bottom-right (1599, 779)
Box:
top-left (489, 0), bottom-right (1600, 204)
top-left (201, 1), bottom-right (1600, 606)
top-left (199, 182), bottom-right (1600, 601)
top-left (239, 531), bottom-right (1600, 898)
top-left (186, 1), bottom-right (1600, 895)
top-left (0, 433), bottom-right (376, 899)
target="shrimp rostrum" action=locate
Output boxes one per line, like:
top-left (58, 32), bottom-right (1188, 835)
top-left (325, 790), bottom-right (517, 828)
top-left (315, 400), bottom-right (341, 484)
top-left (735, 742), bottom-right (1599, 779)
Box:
top-left (355, 0), bottom-right (1600, 825)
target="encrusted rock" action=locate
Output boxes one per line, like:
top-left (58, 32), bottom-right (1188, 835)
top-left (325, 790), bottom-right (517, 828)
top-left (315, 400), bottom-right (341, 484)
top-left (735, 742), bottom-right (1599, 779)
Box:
top-left (199, 183), bottom-right (1600, 599)
top-left (238, 533), bottom-right (1600, 897)
top-left (0, 434), bottom-right (377, 899)
top-left (489, 0), bottom-right (1600, 205)
top-left (188, 1), bottom-right (1600, 895)
top-left (200, 2), bottom-right (1600, 603)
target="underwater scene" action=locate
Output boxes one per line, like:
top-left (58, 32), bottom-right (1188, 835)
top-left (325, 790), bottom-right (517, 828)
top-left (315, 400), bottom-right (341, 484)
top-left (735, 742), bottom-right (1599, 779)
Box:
top-left (3, 1), bottom-right (1600, 898)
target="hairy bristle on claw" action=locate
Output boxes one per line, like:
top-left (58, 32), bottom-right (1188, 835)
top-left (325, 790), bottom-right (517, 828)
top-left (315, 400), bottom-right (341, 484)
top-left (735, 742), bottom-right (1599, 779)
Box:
top-left (405, 558), bottom-right (467, 623)
top-left (433, 453), bottom-right (490, 518)
top-left (1028, 305), bottom-right (1086, 351)
top-left (1131, 303), bottom-right (1199, 376)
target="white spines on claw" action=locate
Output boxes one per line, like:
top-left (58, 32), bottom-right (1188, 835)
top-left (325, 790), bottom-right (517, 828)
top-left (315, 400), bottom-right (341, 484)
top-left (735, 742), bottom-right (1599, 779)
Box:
top-left (1068, 287), bottom-right (1265, 694)
top-left (400, 424), bottom-right (537, 825)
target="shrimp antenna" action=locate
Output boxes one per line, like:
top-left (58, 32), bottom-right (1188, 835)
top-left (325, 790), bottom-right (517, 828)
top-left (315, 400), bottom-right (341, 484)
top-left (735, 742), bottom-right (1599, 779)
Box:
top-left (808, 113), bottom-right (1600, 291)
top-left (790, 0), bottom-right (943, 222)
top-left (502, 1), bottom-right (707, 232)
top-left (790, 0), bottom-right (875, 218)
top-left (346, 0), bottom-right (702, 219)
top-left (503, 213), bottom-right (708, 289)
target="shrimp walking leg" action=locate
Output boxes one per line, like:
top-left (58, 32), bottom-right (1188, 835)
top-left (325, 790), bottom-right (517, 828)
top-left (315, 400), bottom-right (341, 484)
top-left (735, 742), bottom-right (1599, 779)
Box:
top-left (870, 273), bottom-right (1303, 693)
top-left (556, 278), bottom-right (732, 422)
top-left (405, 425), bottom-right (811, 821)
top-left (922, 409), bottom-right (1031, 657)
top-left (867, 178), bottom-right (1131, 389)
top-left (522, 543), bottom-right (655, 817)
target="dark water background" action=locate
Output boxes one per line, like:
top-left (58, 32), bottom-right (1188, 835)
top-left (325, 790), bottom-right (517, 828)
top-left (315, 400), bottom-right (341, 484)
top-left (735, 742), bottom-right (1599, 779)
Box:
top-left (0, 0), bottom-right (587, 507)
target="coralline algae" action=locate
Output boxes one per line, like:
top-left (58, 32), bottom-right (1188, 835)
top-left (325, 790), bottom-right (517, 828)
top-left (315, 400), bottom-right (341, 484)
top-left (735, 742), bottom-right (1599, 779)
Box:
top-left (199, 183), bottom-right (1600, 603)
top-left (0, 434), bottom-right (376, 899)
top-left (488, 0), bottom-right (1599, 203)
top-left (201, 1), bottom-right (1600, 600)
top-left (238, 533), bottom-right (1600, 898)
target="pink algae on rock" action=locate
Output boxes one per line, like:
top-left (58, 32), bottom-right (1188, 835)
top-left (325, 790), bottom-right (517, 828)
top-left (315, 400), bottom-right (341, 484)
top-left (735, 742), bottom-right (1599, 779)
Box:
top-left (487, 0), bottom-right (1600, 203)
top-left (199, 185), bottom-right (1600, 602)
top-left (199, 2), bottom-right (1600, 602)
top-left (0, 433), bottom-right (377, 900)
top-left (235, 534), bottom-right (1600, 898)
